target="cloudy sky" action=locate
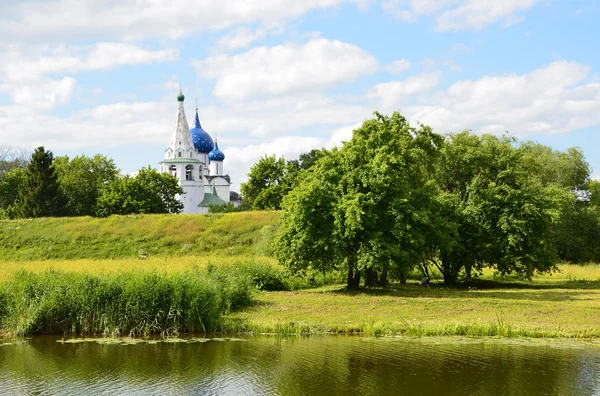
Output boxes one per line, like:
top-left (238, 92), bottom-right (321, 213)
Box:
top-left (1, 0), bottom-right (599, 191)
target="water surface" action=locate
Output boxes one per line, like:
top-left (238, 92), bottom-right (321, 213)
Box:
top-left (1, 336), bottom-right (599, 395)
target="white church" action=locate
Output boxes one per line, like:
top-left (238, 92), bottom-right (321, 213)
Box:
top-left (159, 90), bottom-right (231, 214)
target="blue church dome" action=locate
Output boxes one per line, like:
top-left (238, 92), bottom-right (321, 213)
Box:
top-left (190, 110), bottom-right (214, 153)
top-left (208, 140), bottom-right (225, 161)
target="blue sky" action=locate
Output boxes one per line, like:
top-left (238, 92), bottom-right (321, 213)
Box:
top-left (1, 0), bottom-right (599, 191)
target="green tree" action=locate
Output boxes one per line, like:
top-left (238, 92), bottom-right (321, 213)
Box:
top-left (298, 149), bottom-right (326, 170)
top-left (0, 168), bottom-right (26, 211)
top-left (275, 112), bottom-right (444, 288)
top-left (433, 133), bottom-right (569, 284)
top-left (241, 155), bottom-right (297, 210)
top-left (13, 147), bottom-right (65, 218)
top-left (96, 167), bottom-right (183, 216)
top-left (54, 154), bottom-right (120, 216)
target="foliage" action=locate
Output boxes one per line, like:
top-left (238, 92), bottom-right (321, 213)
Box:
top-left (433, 133), bottom-right (571, 283)
top-left (554, 201), bottom-right (600, 263)
top-left (96, 167), bottom-right (184, 216)
top-left (0, 167), bottom-right (25, 211)
top-left (12, 147), bottom-right (65, 218)
top-left (276, 112), bottom-right (444, 288)
top-left (240, 155), bottom-right (295, 210)
top-left (54, 154), bottom-right (119, 216)
top-left (240, 149), bottom-right (326, 211)
top-left (208, 202), bottom-right (246, 213)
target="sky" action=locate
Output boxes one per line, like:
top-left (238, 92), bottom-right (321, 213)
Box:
top-left (1, 0), bottom-right (599, 192)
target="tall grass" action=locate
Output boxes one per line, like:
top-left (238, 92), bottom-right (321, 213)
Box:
top-left (0, 260), bottom-right (342, 337)
top-left (0, 268), bottom-right (253, 337)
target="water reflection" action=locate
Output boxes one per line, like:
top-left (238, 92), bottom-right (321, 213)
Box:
top-left (0, 336), bottom-right (598, 395)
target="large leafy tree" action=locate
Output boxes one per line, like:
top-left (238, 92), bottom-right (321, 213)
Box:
top-left (96, 167), bottom-right (183, 216)
top-left (275, 112), bottom-right (444, 288)
top-left (13, 147), bottom-right (65, 218)
top-left (433, 133), bottom-right (570, 284)
top-left (54, 154), bottom-right (120, 216)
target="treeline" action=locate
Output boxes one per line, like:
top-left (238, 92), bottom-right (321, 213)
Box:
top-left (241, 112), bottom-right (599, 287)
top-left (0, 146), bottom-right (183, 219)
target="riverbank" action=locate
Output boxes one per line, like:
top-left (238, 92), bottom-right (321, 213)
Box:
top-left (1, 254), bottom-right (598, 339)
top-left (224, 278), bottom-right (600, 339)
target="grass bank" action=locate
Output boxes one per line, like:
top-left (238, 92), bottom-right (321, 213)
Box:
top-left (223, 266), bottom-right (600, 339)
top-left (0, 260), bottom-right (341, 336)
top-left (0, 211), bottom-right (280, 260)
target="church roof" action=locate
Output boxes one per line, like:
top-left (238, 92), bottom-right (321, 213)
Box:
top-left (159, 158), bottom-right (202, 164)
top-left (208, 140), bottom-right (225, 161)
top-left (190, 110), bottom-right (214, 153)
top-left (198, 186), bottom-right (227, 207)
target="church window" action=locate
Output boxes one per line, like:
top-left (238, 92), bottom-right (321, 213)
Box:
top-left (178, 152), bottom-right (182, 158)
top-left (185, 165), bottom-right (194, 181)
top-left (169, 165), bottom-right (177, 178)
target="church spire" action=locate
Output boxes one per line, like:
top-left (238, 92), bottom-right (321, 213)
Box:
top-left (168, 89), bottom-right (194, 152)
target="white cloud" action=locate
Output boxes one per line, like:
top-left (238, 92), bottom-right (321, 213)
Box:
top-left (368, 72), bottom-right (443, 108)
top-left (0, 43), bottom-right (177, 110)
top-left (435, 0), bottom-right (539, 31)
top-left (1, 0), bottom-right (360, 43)
top-left (193, 38), bottom-right (379, 102)
top-left (406, 61), bottom-right (600, 135)
top-left (451, 43), bottom-right (470, 52)
top-left (214, 26), bottom-right (275, 52)
top-left (0, 43), bottom-right (177, 83)
top-left (386, 59), bottom-right (412, 74)
top-left (382, 0), bottom-right (540, 31)
top-left (4, 77), bottom-right (77, 110)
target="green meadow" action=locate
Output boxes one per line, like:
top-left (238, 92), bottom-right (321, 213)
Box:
top-left (1, 213), bottom-right (599, 339)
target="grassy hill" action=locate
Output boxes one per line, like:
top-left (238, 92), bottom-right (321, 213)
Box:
top-left (0, 211), bottom-right (280, 261)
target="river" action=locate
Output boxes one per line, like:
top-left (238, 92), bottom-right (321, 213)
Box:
top-left (1, 336), bottom-right (599, 395)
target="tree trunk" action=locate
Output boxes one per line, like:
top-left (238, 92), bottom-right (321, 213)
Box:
top-left (350, 270), bottom-right (361, 289)
top-left (399, 270), bottom-right (407, 285)
top-left (347, 266), bottom-right (354, 289)
top-left (378, 268), bottom-right (388, 286)
top-left (442, 255), bottom-right (458, 285)
top-left (364, 268), bottom-right (375, 287)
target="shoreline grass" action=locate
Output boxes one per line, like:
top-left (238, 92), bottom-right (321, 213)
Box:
top-left (222, 279), bottom-right (600, 340)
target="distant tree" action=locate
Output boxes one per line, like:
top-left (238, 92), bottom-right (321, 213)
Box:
top-left (241, 155), bottom-right (297, 210)
top-left (54, 154), bottom-right (120, 216)
top-left (96, 167), bottom-right (183, 216)
top-left (519, 143), bottom-right (589, 189)
top-left (241, 149), bottom-right (328, 211)
top-left (0, 168), bottom-right (26, 211)
top-left (0, 145), bottom-right (30, 177)
top-left (13, 147), bottom-right (65, 218)
top-left (208, 202), bottom-right (241, 213)
top-left (298, 149), bottom-right (326, 170)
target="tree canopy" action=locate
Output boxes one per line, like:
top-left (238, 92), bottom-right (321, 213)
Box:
top-left (275, 114), bottom-right (580, 287)
top-left (13, 147), bottom-right (65, 218)
top-left (54, 154), bottom-right (119, 216)
top-left (96, 166), bottom-right (183, 216)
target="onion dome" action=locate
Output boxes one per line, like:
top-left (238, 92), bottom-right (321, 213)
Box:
top-left (208, 140), bottom-right (225, 161)
top-left (177, 89), bottom-right (185, 102)
top-left (190, 109), bottom-right (214, 153)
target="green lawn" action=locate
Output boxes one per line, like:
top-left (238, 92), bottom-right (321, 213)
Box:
top-left (225, 278), bottom-right (600, 339)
